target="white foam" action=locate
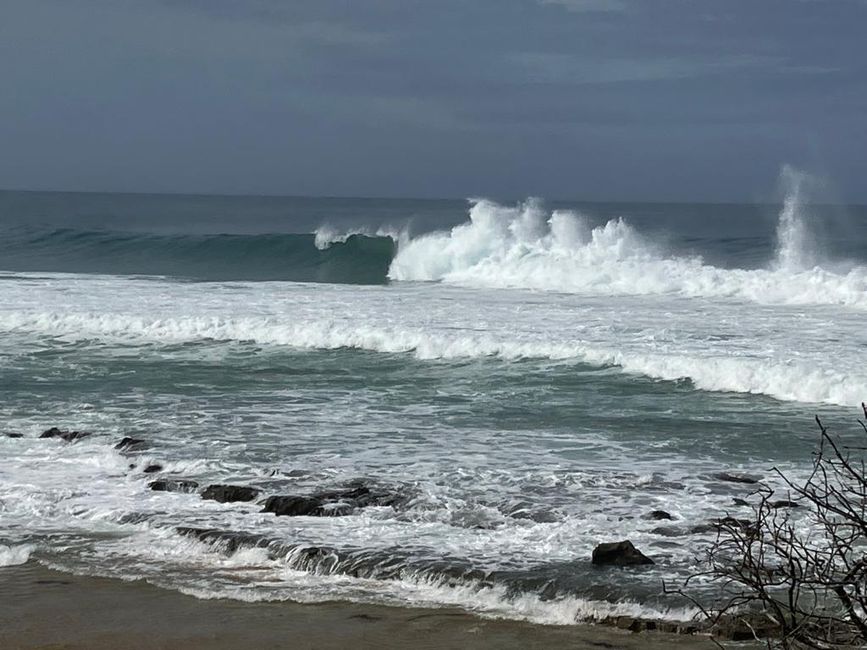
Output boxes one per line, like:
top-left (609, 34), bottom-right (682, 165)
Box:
top-left (1, 301), bottom-right (863, 406)
top-left (313, 224), bottom-right (407, 250)
top-left (387, 196), bottom-right (867, 309)
top-left (0, 544), bottom-right (34, 566)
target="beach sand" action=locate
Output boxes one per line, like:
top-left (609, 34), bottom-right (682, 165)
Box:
top-left (0, 563), bottom-right (722, 649)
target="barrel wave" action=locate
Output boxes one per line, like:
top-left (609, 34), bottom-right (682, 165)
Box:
top-left (0, 227), bottom-right (397, 284)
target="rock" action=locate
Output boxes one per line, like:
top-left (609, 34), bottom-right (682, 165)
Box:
top-left (149, 478), bottom-right (199, 493)
top-left (591, 540), bottom-right (654, 566)
top-left (771, 500), bottom-right (799, 509)
top-left (645, 510), bottom-right (673, 520)
top-left (176, 527), bottom-right (269, 554)
top-left (39, 427), bottom-right (91, 442)
top-left (4, 433), bottom-right (24, 438)
top-left (714, 472), bottom-right (759, 485)
top-left (261, 495), bottom-right (329, 517)
top-left (143, 464), bottom-right (163, 474)
top-left (702, 516), bottom-right (758, 536)
top-left (261, 481), bottom-right (410, 518)
top-left (115, 437), bottom-right (147, 451)
top-left (732, 497), bottom-right (751, 507)
top-left (200, 484), bottom-right (260, 503)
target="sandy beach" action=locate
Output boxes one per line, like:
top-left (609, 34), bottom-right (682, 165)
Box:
top-left (0, 563), bottom-right (723, 650)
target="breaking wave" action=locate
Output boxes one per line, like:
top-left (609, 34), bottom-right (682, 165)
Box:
top-left (388, 187), bottom-right (867, 309)
top-left (0, 543), bottom-right (33, 567)
top-left (1, 311), bottom-right (864, 405)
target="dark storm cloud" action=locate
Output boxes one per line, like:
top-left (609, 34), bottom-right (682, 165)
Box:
top-left (0, 0), bottom-right (864, 200)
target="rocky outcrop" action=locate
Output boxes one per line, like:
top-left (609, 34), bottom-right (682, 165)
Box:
top-left (200, 484), bottom-right (260, 503)
top-left (149, 478), bottom-right (199, 493)
top-left (591, 541), bottom-right (654, 566)
top-left (115, 437), bottom-right (147, 451)
top-left (261, 495), bottom-right (333, 517)
top-left (40, 427), bottom-right (91, 442)
top-left (176, 527), bottom-right (270, 554)
top-left (260, 482), bottom-right (410, 518)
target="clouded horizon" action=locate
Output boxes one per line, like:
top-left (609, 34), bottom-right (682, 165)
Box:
top-left (1, 0), bottom-right (865, 202)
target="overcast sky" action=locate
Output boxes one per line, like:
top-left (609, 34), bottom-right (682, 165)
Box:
top-left (1, 0), bottom-right (865, 201)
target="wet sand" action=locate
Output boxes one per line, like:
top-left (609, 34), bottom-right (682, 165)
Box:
top-left (0, 562), bottom-right (723, 649)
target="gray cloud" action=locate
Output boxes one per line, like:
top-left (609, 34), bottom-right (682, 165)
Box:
top-left (0, 0), bottom-right (864, 201)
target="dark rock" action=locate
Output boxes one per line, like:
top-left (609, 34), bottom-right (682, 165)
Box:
top-left (4, 432), bottom-right (24, 438)
top-left (39, 427), bottom-right (91, 442)
top-left (261, 481), bottom-right (411, 518)
top-left (645, 510), bottom-right (673, 521)
top-left (714, 472), bottom-right (759, 485)
top-left (591, 540), bottom-right (654, 566)
top-left (732, 498), bottom-right (751, 507)
top-left (200, 484), bottom-right (260, 503)
top-left (176, 527), bottom-right (270, 554)
top-left (261, 495), bottom-right (329, 517)
top-left (149, 478), bottom-right (199, 493)
top-left (143, 464), bottom-right (163, 474)
top-left (115, 437), bottom-right (147, 452)
top-left (771, 500), bottom-right (800, 509)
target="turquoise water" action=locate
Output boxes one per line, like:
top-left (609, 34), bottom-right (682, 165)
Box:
top-left (1, 186), bottom-right (865, 623)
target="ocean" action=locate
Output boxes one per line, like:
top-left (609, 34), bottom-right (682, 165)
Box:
top-left (1, 175), bottom-right (866, 625)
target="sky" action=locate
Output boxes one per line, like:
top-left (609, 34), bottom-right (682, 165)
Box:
top-left (1, 0), bottom-right (865, 202)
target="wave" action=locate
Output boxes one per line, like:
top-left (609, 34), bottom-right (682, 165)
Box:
top-left (387, 175), bottom-right (867, 309)
top-left (2, 311), bottom-right (864, 405)
top-left (0, 228), bottom-right (396, 284)
top-left (0, 543), bottom-right (33, 567)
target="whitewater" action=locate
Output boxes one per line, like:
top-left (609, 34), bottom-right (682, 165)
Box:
top-left (1, 174), bottom-right (866, 626)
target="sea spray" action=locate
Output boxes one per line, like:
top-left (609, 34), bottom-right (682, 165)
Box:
top-left (775, 165), bottom-right (817, 271)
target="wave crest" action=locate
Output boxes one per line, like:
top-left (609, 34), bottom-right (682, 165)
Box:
top-left (388, 193), bottom-right (867, 308)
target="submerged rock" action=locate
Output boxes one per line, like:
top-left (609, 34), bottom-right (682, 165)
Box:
top-left (115, 437), bottom-right (147, 452)
top-left (714, 472), bottom-right (760, 485)
top-left (39, 427), bottom-right (91, 442)
top-left (3, 432), bottom-right (24, 438)
top-left (176, 527), bottom-right (270, 554)
top-left (732, 497), bottom-right (751, 507)
top-left (201, 484), bottom-right (260, 503)
top-left (650, 525), bottom-right (688, 537)
top-left (143, 464), bottom-right (163, 474)
top-left (771, 499), bottom-right (800, 509)
top-left (591, 541), bottom-right (654, 566)
top-left (149, 478), bottom-right (199, 493)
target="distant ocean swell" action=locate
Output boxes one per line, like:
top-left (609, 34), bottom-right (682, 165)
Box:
top-left (0, 228), bottom-right (397, 284)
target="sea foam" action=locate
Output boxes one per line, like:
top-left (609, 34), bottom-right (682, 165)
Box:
top-left (0, 544), bottom-right (33, 567)
top-left (387, 187), bottom-right (867, 309)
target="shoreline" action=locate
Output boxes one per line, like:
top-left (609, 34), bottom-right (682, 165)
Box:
top-left (0, 562), bottom-right (722, 649)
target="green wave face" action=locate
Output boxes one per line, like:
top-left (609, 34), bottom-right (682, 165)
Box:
top-left (0, 228), bottom-right (397, 283)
